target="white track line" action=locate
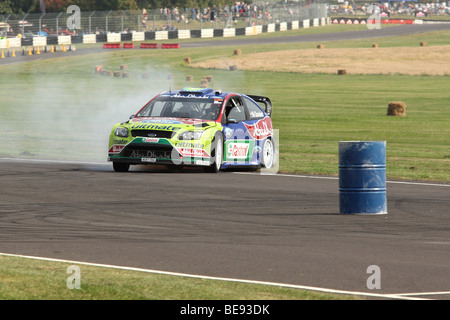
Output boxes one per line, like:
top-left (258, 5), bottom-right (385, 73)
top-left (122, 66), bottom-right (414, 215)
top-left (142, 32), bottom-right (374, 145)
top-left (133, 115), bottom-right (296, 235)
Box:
top-left (0, 252), bottom-right (432, 300)
top-left (235, 172), bottom-right (450, 187)
top-left (2, 157), bottom-right (449, 187)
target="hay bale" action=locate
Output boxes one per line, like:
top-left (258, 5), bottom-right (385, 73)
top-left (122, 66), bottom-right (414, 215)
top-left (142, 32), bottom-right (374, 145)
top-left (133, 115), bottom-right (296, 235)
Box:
top-left (229, 65), bottom-right (237, 71)
top-left (113, 71), bottom-right (121, 78)
top-left (234, 49), bottom-right (241, 55)
top-left (205, 75), bottom-right (213, 82)
top-left (141, 73), bottom-right (149, 79)
top-left (372, 43), bottom-right (378, 48)
top-left (387, 101), bottom-right (406, 116)
top-left (122, 72), bottom-right (129, 78)
top-left (420, 42), bottom-right (427, 47)
top-left (186, 75), bottom-right (193, 82)
top-left (183, 57), bottom-right (191, 64)
top-left (337, 69), bottom-right (347, 75)
top-left (120, 64), bottom-right (128, 70)
top-left (317, 44), bottom-right (325, 49)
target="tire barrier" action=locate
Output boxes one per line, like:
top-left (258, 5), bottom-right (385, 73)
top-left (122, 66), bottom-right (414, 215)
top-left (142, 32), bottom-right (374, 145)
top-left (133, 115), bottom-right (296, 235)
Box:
top-left (0, 18), bottom-right (331, 55)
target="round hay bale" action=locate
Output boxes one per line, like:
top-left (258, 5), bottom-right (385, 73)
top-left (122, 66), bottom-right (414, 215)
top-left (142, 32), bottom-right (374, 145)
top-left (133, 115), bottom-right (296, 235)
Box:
top-left (229, 65), bottom-right (237, 71)
top-left (337, 69), bottom-right (347, 75)
top-left (420, 41), bottom-right (427, 47)
top-left (387, 101), bottom-right (406, 116)
top-left (122, 72), bottom-right (129, 78)
top-left (372, 43), bottom-right (378, 48)
top-left (234, 49), bottom-right (241, 55)
top-left (105, 71), bottom-right (113, 77)
top-left (205, 75), bottom-right (213, 82)
top-left (120, 64), bottom-right (128, 70)
top-left (186, 75), bottom-right (193, 82)
top-left (183, 57), bottom-right (191, 64)
top-left (317, 44), bottom-right (325, 49)
top-left (113, 71), bottom-right (121, 78)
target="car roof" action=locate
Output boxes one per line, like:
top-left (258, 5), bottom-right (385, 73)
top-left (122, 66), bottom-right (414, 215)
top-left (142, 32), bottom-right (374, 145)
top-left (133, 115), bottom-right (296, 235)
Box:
top-left (159, 87), bottom-right (232, 99)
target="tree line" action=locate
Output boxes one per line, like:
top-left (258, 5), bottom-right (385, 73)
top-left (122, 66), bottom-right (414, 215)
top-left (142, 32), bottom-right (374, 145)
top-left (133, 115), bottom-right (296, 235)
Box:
top-left (0, 0), bottom-right (252, 14)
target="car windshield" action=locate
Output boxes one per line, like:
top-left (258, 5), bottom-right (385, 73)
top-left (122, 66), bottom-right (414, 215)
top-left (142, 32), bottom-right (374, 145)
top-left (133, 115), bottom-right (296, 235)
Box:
top-left (136, 96), bottom-right (222, 121)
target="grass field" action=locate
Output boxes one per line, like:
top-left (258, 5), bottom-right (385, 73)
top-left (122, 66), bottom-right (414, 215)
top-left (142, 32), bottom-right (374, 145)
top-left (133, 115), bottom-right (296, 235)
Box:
top-left (0, 254), bottom-right (358, 300)
top-left (0, 24), bottom-right (449, 300)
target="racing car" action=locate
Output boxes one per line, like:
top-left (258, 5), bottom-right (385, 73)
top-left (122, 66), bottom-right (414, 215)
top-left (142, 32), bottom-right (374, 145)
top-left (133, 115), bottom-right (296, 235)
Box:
top-left (108, 87), bottom-right (276, 172)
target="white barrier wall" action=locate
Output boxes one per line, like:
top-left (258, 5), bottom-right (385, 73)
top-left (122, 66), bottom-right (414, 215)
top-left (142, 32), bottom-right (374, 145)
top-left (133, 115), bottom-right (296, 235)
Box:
top-left (107, 33), bottom-right (121, 42)
top-left (58, 35), bottom-right (71, 45)
top-left (83, 34), bottom-right (96, 44)
top-left (201, 29), bottom-right (214, 38)
top-left (33, 36), bottom-right (47, 47)
top-left (223, 28), bottom-right (236, 37)
top-left (303, 20), bottom-right (310, 28)
top-left (245, 25), bottom-right (263, 35)
top-left (267, 23), bottom-right (275, 32)
top-left (279, 22), bottom-right (287, 31)
top-left (132, 32), bottom-right (145, 41)
top-left (292, 21), bottom-right (299, 30)
top-left (155, 31), bottom-right (168, 40)
top-left (177, 30), bottom-right (191, 39)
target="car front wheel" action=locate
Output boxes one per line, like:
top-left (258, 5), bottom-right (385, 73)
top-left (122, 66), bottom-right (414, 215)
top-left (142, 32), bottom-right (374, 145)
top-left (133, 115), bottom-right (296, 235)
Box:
top-left (205, 133), bottom-right (223, 173)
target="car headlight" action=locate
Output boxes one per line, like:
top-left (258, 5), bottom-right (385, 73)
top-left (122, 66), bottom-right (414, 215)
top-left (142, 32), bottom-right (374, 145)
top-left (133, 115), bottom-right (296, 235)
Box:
top-left (178, 131), bottom-right (204, 140)
top-left (114, 127), bottom-right (129, 138)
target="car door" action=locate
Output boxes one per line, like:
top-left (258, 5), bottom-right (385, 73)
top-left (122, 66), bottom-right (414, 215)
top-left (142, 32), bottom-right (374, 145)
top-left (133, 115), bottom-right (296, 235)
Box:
top-left (222, 95), bottom-right (268, 166)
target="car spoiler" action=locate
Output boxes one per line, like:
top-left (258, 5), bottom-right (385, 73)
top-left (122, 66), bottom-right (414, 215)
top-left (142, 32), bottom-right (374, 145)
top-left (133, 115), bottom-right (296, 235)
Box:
top-left (248, 95), bottom-right (272, 116)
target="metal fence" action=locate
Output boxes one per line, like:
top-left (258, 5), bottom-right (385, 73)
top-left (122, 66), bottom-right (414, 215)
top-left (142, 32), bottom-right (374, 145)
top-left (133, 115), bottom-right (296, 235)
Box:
top-left (0, 2), bottom-right (327, 37)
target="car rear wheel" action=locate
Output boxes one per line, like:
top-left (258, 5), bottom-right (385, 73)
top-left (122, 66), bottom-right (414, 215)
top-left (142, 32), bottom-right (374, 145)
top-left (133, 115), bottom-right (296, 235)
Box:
top-left (204, 133), bottom-right (223, 173)
top-left (113, 162), bottom-right (130, 172)
top-left (261, 138), bottom-right (274, 169)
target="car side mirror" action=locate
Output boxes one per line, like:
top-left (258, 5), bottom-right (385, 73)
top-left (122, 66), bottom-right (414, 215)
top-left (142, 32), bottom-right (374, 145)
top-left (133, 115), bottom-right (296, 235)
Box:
top-left (129, 114), bottom-right (135, 119)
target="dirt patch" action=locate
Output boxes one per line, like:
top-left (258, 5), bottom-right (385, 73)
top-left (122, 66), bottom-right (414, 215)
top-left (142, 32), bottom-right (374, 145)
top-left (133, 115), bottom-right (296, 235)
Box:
top-left (191, 45), bottom-right (450, 76)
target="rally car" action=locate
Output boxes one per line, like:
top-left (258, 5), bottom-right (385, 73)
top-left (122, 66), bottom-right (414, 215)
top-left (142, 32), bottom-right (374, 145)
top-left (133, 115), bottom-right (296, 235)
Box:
top-left (108, 87), bottom-right (276, 172)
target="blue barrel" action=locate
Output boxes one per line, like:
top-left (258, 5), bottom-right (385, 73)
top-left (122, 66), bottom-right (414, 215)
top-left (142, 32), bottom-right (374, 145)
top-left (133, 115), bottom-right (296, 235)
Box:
top-left (339, 141), bottom-right (387, 215)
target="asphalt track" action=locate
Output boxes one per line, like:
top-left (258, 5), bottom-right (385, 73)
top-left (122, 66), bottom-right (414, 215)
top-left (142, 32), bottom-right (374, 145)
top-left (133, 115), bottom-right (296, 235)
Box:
top-left (1, 24), bottom-right (450, 300)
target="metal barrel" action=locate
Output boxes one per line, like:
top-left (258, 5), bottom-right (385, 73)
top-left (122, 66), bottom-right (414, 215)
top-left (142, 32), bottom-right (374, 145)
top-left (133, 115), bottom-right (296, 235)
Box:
top-left (339, 141), bottom-right (387, 215)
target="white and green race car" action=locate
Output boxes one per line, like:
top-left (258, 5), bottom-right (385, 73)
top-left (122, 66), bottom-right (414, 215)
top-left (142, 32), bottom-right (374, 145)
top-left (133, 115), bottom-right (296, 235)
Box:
top-left (108, 87), bottom-right (275, 172)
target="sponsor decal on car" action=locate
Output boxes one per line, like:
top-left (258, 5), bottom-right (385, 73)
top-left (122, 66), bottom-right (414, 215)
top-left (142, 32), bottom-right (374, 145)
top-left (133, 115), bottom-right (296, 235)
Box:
top-left (244, 117), bottom-right (273, 140)
top-left (225, 140), bottom-right (255, 161)
top-left (108, 145), bottom-right (125, 154)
